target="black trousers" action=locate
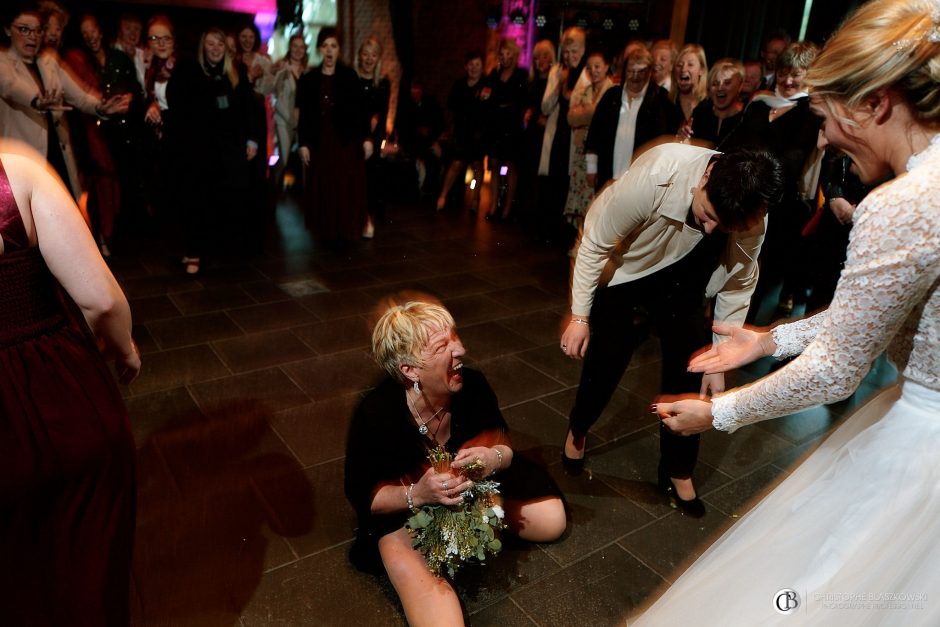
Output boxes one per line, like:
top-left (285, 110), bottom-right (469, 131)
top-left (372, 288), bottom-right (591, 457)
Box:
top-left (568, 272), bottom-right (709, 478)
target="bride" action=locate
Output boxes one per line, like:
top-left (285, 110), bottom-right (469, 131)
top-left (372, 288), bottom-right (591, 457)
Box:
top-left (635, 0), bottom-right (940, 624)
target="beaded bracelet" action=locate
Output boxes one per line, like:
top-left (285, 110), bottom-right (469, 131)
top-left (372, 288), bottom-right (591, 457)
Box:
top-left (491, 447), bottom-right (503, 476)
top-left (406, 483), bottom-right (417, 512)
top-left (571, 317), bottom-right (589, 325)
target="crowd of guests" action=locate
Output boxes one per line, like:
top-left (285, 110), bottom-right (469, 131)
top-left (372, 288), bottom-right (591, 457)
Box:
top-left (0, 2), bottom-right (855, 312)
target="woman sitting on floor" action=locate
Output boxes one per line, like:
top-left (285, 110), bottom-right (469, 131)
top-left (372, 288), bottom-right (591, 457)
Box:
top-left (345, 300), bottom-right (566, 626)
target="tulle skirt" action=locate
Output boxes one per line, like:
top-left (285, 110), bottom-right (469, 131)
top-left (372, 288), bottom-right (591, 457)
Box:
top-left (632, 378), bottom-right (940, 626)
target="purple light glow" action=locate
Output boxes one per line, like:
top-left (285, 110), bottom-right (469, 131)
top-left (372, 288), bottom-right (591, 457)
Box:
top-left (255, 11), bottom-right (277, 45)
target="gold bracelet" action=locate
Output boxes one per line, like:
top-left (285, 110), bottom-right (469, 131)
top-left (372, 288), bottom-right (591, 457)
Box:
top-left (491, 447), bottom-right (503, 475)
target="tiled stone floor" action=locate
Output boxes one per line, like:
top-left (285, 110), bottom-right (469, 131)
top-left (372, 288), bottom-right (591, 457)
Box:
top-left (116, 194), bottom-right (896, 626)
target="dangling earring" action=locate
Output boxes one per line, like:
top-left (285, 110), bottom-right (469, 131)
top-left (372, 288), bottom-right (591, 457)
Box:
top-left (413, 379), bottom-right (420, 394)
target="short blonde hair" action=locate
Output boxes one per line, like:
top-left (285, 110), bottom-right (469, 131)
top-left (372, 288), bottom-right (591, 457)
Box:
top-left (561, 26), bottom-right (585, 51)
top-left (533, 39), bottom-right (556, 62)
top-left (708, 58), bottom-right (744, 85)
top-left (372, 301), bottom-right (456, 382)
top-left (806, 0), bottom-right (940, 124)
top-left (776, 41), bottom-right (818, 74)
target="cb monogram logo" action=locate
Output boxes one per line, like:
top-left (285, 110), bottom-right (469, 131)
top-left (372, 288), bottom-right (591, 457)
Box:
top-left (774, 588), bottom-right (800, 615)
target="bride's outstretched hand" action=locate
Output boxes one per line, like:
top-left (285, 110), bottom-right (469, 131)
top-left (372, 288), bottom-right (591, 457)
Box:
top-left (653, 394), bottom-right (715, 435)
top-left (688, 322), bottom-right (775, 374)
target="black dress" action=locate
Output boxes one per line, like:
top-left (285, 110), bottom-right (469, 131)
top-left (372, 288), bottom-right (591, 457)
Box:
top-left (344, 368), bottom-right (560, 571)
top-left (446, 76), bottom-right (484, 163)
top-left (296, 64), bottom-right (369, 241)
top-left (0, 157), bottom-right (136, 626)
top-left (482, 67), bottom-right (528, 163)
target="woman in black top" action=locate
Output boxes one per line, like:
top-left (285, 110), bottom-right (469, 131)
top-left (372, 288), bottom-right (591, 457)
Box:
top-left (166, 27), bottom-right (261, 274)
top-left (345, 301), bottom-right (565, 626)
top-left (482, 38), bottom-right (528, 221)
top-left (719, 42), bottom-right (822, 322)
top-left (296, 28), bottom-right (369, 244)
top-left (437, 50), bottom-right (485, 212)
top-left (355, 35), bottom-right (391, 237)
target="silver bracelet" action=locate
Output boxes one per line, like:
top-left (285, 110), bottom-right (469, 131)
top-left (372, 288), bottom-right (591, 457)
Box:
top-left (491, 447), bottom-right (503, 475)
top-left (571, 317), bottom-right (589, 325)
top-left (406, 483), bottom-right (417, 512)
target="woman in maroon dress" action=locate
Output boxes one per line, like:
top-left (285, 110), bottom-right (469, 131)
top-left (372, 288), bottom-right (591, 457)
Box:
top-left (296, 27), bottom-right (369, 244)
top-left (0, 141), bottom-right (140, 625)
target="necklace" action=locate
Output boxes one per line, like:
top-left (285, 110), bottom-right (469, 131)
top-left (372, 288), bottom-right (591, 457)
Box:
top-left (407, 391), bottom-right (445, 436)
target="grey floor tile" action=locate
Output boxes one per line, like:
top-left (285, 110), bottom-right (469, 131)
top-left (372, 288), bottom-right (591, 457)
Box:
top-left (475, 356), bottom-right (566, 407)
top-left (542, 463), bottom-right (656, 566)
top-left (292, 315), bottom-right (372, 355)
top-left (282, 350), bottom-right (383, 401)
top-left (126, 345), bottom-right (231, 397)
top-left (618, 508), bottom-right (734, 582)
top-left (459, 321), bottom-right (537, 361)
top-left (270, 394), bottom-right (361, 467)
top-left (498, 308), bottom-right (569, 346)
top-left (241, 544), bottom-right (407, 626)
top-left (512, 544), bottom-right (665, 627)
top-left (125, 386), bottom-right (203, 448)
top-left (227, 301), bottom-right (317, 333)
top-left (146, 312), bottom-right (244, 350)
top-left (169, 285), bottom-right (255, 315)
top-left (189, 368), bottom-right (310, 414)
top-left (128, 294), bottom-right (182, 323)
top-left (212, 329), bottom-right (316, 372)
top-left (281, 460), bottom-right (357, 558)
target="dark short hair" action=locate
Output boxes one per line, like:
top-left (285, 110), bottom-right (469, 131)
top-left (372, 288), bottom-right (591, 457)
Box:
top-left (316, 26), bottom-right (339, 49)
top-left (464, 48), bottom-right (484, 64)
top-left (705, 148), bottom-right (784, 231)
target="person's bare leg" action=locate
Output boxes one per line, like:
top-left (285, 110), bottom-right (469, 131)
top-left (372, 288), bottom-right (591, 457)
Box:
top-left (504, 496), bottom-right (566, 542)
top-left (378, 528), bottom-right (465, 626)
top-left (500, 166), bottom-right (518, 219)
top-left (438, 160), bottom-right (465, 210)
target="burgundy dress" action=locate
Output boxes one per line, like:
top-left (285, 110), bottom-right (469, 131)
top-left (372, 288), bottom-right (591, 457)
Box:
top-left (0, 158), bottom-right (136, 626)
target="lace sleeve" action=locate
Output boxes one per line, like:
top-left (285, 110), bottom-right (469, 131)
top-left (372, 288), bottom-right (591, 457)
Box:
top-left (770, 312), bottom-right (826, 359)
top-left (712, 173), bottom-right (940, 432)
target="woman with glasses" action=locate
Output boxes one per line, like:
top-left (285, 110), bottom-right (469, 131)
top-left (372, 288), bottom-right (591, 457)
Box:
top-left (0, 2), bottom-right (129, 200)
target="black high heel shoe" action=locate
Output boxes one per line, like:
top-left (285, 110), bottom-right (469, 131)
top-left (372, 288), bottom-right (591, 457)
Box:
top-left (561, 430), bottom-right (585, 475)
top-left (657, 465), bottom-right (705, 518)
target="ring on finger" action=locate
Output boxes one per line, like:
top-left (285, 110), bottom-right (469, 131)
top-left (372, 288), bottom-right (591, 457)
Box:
top-left (442, 480), bottom-right (449, 490)
top-left (561, 344), bottom-right (567, 351)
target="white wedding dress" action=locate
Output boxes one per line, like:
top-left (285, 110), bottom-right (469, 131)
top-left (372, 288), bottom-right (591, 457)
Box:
top-left (633, 134), bottom-right (940, 626)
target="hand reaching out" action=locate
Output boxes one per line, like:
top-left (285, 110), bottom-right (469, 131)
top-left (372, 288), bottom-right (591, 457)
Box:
top-left (688, 322), bottom-right (776, 374)
top-left (653, 394), bottom-right (715, 435)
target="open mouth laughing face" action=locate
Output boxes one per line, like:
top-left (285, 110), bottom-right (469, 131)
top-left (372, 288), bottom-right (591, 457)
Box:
top-left (415, 326), bottom-right (467, 396)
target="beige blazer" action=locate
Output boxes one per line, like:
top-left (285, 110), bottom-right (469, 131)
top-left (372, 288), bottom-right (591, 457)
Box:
top-left (0, 48), bottom-right (101, 198)
top-left (572, 143), bottom-right (767, 344)
top-left (538, 63), bottom-right (590, 176)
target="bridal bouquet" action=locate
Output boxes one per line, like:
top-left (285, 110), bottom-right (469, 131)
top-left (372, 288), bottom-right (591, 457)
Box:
top-left (405, 446), bottom-right (505, 577)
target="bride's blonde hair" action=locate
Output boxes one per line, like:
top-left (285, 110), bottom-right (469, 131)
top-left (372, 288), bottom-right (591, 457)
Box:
top-left (805, 0), bottom-right (940, 124)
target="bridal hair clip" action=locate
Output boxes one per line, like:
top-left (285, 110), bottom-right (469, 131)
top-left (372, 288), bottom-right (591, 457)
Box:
top-left (930, 1), bottom-right (940, 43)
top-left (893, 2), bottom-right (940, 52)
